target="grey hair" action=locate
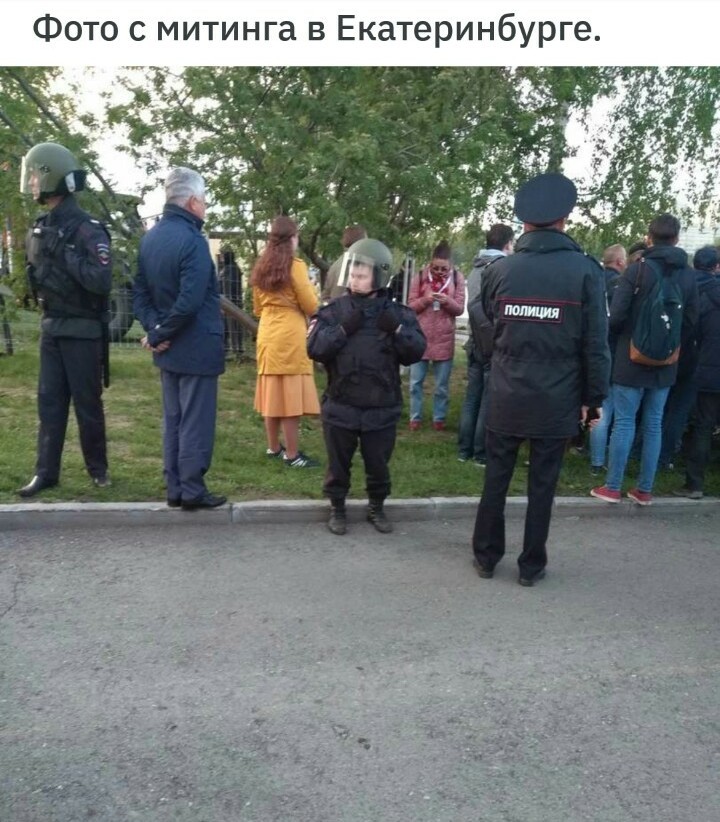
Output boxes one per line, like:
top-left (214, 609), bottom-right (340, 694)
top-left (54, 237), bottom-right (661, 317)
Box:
top-left (164, 167), bottom-right (205, 207)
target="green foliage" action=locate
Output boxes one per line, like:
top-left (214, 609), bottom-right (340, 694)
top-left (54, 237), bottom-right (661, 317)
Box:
top-left (107, 67), bottom-right (533, 267)
top-left (3, 66), bottom-right (720, 287)
top-left (0, 67), bottom-right (144, 299)
top-left (106, 66), bottom-right (720, 268)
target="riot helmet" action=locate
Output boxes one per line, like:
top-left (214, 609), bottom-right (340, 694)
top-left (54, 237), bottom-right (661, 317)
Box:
top-left (20, 142), bottom-right (87, 203)
top-left (338, 238), bottom-right (393, 294)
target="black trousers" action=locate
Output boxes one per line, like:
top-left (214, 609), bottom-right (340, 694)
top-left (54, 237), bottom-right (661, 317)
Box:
top-left (684, 391), bottom-right (720, 492)
top-left (35, 333), bottom-right (107, 481)
top-left (322, 422), bottom-right (396, 503)
top-left (472, 430), bottom-right (567, 577)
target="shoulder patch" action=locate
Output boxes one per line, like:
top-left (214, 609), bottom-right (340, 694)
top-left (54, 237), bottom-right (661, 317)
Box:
top-left (96, 243), bottom-right (111, 266)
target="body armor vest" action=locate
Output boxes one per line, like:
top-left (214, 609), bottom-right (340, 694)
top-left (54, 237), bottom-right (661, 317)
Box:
top-left (327, 302), bottom-right (401, 408)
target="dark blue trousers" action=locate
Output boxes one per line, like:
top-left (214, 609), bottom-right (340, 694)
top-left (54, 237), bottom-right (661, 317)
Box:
top-left (36, 333), bottom-right (107, 481)
top-left (160, 371), bottom-right (218, 501)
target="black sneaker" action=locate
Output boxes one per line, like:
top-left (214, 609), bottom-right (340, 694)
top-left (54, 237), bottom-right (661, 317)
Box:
top-left (283, 452), bottom-right (320, 468)
top-left (92, 475), bottom-right (112, 488)
top-left (266, 444), bottom-right (286, 459)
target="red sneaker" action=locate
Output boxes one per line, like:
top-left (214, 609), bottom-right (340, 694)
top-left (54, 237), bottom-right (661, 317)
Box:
top-left (590, 486), bottom-right (621, 503)
top-left (627, 488), bottom-right (652, 506)
top-left (432, 421), bottom-right (446, 431)
top-left (409, 420), bottom-right (422, 431)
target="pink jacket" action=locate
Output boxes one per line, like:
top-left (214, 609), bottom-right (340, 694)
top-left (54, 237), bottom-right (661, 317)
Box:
top-left (408, 265), bottom-right (466, 361)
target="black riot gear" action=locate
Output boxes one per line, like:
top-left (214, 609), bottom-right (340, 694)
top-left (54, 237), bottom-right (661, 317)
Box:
top-left (16, 161), bottom-right (112, 498)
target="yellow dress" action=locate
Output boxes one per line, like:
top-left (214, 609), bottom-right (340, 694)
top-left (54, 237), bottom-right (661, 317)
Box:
top-left (253, 258), bottom-right (320, 417)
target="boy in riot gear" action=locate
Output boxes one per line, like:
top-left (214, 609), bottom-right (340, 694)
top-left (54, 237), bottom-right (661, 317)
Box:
top-left (17, 142), bottom-right (112, 497)
top-left (307, 238), bottom-right (426, 535)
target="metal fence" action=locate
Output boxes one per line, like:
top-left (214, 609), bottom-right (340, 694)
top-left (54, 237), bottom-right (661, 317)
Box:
top-left (0, 286), bottom-right (468, 358)
top-left (0, 287), bottom-right (256, 360)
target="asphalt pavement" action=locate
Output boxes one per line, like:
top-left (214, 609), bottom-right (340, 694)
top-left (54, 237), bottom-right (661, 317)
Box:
top-left (1, 505), bottom-right (719, 822)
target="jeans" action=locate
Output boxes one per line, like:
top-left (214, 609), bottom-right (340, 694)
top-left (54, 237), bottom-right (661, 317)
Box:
top-left (457, 354), bottom-right (489, 459)
top-left (605, 383), bottom-right (671, 493)
top-left (589, 392), bottom-right (614, 468)
top-left (409, 358), bottom-right (454, 423)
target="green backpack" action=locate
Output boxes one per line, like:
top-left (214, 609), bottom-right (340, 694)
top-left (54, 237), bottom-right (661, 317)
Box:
top-left (629, 258), bottom-right (684, 367)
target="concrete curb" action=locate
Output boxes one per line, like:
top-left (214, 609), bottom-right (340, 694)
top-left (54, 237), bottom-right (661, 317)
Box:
top-left (1, 495), bottom-right (718, 530)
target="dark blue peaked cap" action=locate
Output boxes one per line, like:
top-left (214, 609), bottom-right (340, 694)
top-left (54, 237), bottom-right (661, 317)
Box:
top-left (514, 172), bottom-right (577, 226)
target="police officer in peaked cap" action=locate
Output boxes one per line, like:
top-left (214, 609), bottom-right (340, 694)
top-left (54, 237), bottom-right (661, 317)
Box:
top-left (471, 172), bottom-right (610, 586)
top-left (17, 142), bottom-right (113, 497)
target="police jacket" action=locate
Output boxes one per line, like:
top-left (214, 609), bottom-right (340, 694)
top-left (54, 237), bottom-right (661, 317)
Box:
top-left (609, 245), bottom-right (698, 389)
top-left (133, 204), bottom-right (224, 377)
top-left (482, 228), bottom-right (610, 439)
top-left (307, 290), bottom-right (426, 431)
top-left (27, 195), bottom-right (112, 339)
top-left (694, 272), bottom-right (720, 393)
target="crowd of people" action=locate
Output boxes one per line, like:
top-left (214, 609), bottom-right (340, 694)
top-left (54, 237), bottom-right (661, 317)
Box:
top-left (15, 142), bottom-right (719, 586)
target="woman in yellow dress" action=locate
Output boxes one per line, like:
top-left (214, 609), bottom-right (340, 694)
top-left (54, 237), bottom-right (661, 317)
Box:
top-left (251, 216), bottom-right (321, 467)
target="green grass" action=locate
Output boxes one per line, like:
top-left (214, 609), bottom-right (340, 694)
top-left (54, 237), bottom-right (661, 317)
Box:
top-left (1, 347), bottom-right (718, 503)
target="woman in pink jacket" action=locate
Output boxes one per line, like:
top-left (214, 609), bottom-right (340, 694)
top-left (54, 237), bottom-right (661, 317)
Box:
top-left (408, 242), bottom-right (466, 430)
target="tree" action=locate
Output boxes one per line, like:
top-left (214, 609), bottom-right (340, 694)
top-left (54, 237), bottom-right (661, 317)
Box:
top-left (7, 66), bottom-right (718, 289)
top-left (0, 67), bottom-right (156, 341)
top-left (108, 66), bottom-right (720, 270)
top-left (107, 67), bottom-right (538, 276)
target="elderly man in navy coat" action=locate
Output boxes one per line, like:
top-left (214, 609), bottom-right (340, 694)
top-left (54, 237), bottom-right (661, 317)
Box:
top-left (133, 167), bottom-right (226, 510)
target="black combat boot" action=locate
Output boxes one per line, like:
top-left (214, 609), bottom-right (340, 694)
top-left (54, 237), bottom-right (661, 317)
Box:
top-left (327, 499), bottom-right (347, 535)
top-left (366, 498), bottom-right (393, 533)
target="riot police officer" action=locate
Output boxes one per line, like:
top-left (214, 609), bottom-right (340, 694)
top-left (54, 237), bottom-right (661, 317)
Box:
top-left (17, 142), bottom-right (112, 497)
top-left (307, 238), bottom-right (426, 534)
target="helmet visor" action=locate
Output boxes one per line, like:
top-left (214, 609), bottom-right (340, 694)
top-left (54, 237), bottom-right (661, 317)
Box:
top-left (338, 251), bottom-right (378, 293)
top-left (20, 155), bottom-right (39, 196)
top-left (20, 154), bottom-right (83, 199)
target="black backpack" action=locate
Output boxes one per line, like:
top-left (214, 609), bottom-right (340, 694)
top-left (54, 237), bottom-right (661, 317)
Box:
top-left (629, 257), bottom-right (684, 367)
top-left (467, 291), bottom-right (495, 362)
